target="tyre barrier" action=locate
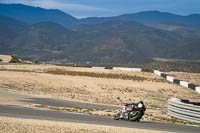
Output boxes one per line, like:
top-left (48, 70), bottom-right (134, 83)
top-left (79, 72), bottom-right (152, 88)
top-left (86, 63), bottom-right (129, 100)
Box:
top-left (168, 98), bottom-right (200, 123)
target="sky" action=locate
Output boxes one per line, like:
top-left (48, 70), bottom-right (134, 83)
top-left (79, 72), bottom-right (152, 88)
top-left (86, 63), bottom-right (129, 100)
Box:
top-left (1, 0), bottom-right (200, 18)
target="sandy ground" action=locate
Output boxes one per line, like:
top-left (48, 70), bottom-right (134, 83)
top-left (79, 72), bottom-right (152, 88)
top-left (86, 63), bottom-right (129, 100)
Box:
top-left (0, 64), bottom-right (200, 121)
top-left (0, 117), bottom-right (165, 133)
top-left (166, 72), bottom-right (200, 86)
top-left (0, 64), bottom-right (166, 80)
top-left (0, 55), bottom-right (12, 63)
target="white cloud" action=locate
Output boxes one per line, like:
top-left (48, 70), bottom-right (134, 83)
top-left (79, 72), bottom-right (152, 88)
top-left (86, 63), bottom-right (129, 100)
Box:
top-left (1, 0), bottom-right (108, 11)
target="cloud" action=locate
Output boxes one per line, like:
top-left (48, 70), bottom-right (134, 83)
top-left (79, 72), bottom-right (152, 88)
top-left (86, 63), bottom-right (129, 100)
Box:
top-left (1, 0), bottom-right (108, 11)
top-left (1, 0), bottom-right (200, 18)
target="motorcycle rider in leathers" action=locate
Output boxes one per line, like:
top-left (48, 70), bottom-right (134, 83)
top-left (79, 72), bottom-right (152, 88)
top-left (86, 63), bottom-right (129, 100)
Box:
top-left (120, 101), bottom-right (144, 119)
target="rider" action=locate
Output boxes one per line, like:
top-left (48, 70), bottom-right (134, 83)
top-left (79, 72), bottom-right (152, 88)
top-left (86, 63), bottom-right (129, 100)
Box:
top-left (119, 101), bottom-right (144, 119)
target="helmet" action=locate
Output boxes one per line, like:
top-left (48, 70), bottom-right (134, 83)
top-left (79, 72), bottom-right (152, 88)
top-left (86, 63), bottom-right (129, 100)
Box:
top-left (138, 103), bottom-right (143, 108)
top-left (139, 101), bottom-right (144, 104)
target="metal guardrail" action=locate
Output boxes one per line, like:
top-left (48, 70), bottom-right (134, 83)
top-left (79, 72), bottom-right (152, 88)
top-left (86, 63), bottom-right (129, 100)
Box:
top-left (168, 98), bottom-right (200, 123)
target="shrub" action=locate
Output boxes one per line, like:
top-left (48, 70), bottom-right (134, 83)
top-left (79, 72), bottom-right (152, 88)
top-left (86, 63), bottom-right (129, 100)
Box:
top-left (9, 55), bottom-right (20, 63)
top-left (33, 59), bottom-right (39, 64)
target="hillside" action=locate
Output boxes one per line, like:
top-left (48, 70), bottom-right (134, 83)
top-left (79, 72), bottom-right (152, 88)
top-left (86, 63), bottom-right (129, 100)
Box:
top-left (151, 23), bottom-right (200, 41)
top-left (151, 23), bottom-right (200, 60)
top-left (0, 15), bottom-right (28, 53)
top-left (0, 3), bottom-right (78, 28)
top-left (0, 3), bottom-right (200, 64)
top-left (1, 3), bottom-right (200, 29)
top-left (0, 16), bottom-right (191, 63)
top-left (170, 42), bottom-right (200, 60)
top-left (80, 11), bottom-right (200, 29)
top-left (71, 19), bottom-right (185, 63)
top-left (0, 16), bottom-right (77, 61)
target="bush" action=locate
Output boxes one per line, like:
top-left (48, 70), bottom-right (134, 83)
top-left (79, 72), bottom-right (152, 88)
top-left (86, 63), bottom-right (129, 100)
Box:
top-left (9, 55), bottom-right (20, 63)
top-left (33, 59), bottom-right (39, 64)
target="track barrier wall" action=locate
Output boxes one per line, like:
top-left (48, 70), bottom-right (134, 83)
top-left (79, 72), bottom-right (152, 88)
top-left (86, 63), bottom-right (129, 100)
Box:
top-left (113, 67), bottom-right (142, 72)
top-left (196, 87), bottom-right (200, 94)
top-left (180, 81), bottom-right (190, 88)
top-left (166, 76), bottom-right (175, 83)
top-left (153, 70), bottom-right (163, 76)
top-left (90, 66), bottom-right (200, 94)
top-left (153, 70), bottom-right (199, 94)
top-left (92, 67), bottom-right (106, 69)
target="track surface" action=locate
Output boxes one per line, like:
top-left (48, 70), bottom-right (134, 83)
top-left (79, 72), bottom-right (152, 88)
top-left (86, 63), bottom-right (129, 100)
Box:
top-left (20, 98), bottom-right (121, 110)
top-left (0, 89), bottom-right (121, 110)
top-left (0, 90), bottom-right (200, 132)
top-left (1, 105), bottom-right (200, 133)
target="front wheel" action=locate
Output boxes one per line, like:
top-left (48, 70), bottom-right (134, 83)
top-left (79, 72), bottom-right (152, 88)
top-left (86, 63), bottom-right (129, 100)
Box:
top-left (128, 111), bottom-right (141, 121)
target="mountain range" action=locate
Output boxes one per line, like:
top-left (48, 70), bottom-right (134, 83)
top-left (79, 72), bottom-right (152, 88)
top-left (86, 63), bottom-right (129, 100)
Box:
top-left (0, 3), bottom-right (200, 64)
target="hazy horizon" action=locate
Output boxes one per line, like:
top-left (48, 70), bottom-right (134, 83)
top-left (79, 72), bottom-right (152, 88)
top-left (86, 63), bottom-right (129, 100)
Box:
top-left (1, 0), bottom-right (200, 18)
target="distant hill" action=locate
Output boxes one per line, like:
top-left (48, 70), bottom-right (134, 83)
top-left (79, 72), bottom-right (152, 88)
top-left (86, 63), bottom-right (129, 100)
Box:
top-left (0, 15), bottom-right (28, 37)
top-left (150, 23), bottom-right (200, 60)
top-left (0, 15), bottom-right (77, 60)
top-left (0, 3), bottom-right (78, 28)
top-left (152, 22), bottom-right (200, 42)
top-left (0, 15), bottom-right (196, 63)
top-left (0, 3), bottom-right (200, 64)
top-left (1, 3), bottom-right (200, 29)
top-left (120, 11), bottom-right (200, 28)
top-left (80, 11), bottom-right (200, 29)
top-left (170, 41), bottom-right (200, 60)
top-left (71, 19), bottom-right (188, 63)
top-left (0, 15), bottom-right (28, 53)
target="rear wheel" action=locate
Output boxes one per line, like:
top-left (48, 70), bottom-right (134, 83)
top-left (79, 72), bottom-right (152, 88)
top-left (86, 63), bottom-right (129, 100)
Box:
top-left (114, 112), bottom-right (121, 120)
top-left (114, 116), bottom-right (120, 120)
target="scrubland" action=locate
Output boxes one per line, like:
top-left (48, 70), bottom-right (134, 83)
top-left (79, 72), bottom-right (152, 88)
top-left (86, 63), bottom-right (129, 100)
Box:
top-left (0, 64), bottom-right (199, 122)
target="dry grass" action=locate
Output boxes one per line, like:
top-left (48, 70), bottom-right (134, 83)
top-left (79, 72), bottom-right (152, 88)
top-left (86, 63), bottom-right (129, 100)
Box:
top-left (166, 72), bottom-right (200, 86)
top-left (0, 64), bottom-right (200, 122)
top-left (0, 64), bottom-right (166, 82)
top-left (46, 68), bottom-right (148, 81)
top-left (0, 117), bottom-right (164, 133)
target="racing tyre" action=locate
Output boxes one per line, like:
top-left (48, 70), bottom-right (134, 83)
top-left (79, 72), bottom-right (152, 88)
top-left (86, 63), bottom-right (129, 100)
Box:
top-left (128, 111), bottom-right (141, 122)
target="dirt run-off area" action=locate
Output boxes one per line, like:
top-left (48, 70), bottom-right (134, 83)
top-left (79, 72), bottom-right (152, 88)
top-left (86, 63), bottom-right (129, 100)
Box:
top-left (0, 64), bottom-right (200, 122)
top-left (0, 117), bottom-right (164, 133)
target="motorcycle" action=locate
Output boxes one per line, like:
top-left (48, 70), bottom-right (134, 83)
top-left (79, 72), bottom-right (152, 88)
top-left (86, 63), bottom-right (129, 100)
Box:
top-left (114, 101), bottom-right (146, 122)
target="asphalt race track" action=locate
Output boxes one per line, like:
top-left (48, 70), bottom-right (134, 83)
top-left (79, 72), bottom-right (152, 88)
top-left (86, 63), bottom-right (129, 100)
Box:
top-left (20, 97), bottom-right (121, 110)
top-left (0, 90), bottom-right (200, 132)
top-left (1, 105), bottom-right (200, 133)
top-left (0, 89), bottom-right (121, 110)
